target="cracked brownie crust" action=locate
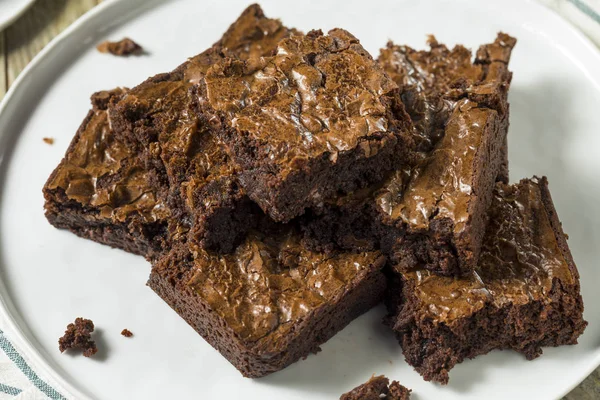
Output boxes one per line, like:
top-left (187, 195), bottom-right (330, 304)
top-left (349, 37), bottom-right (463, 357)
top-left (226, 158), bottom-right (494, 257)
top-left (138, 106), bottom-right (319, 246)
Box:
top-left (43, 89), bottom-right (171, 259)
top-left (201, 28), bottom-right (414, 222)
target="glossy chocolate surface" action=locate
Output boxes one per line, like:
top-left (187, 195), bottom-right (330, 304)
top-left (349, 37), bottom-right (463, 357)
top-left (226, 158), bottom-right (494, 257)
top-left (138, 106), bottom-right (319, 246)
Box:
top-left (204, 29), bottom-right (399, 172)
top-left (379, 33), bottom-right (516, 152)
top-left (187, 226), bottom-right (384, 343)
top-left (113, 4), bottom-right (296, 210)
top-left (46, 89), bottom-right (167, 223)
top-left (375, 33), bottom-right (516, 234)
top-left (402, 178), bottom-right (575, 324)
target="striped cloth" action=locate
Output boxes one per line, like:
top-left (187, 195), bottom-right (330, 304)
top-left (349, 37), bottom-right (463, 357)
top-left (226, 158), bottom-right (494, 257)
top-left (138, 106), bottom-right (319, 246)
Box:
top-left (1, 0), bottom-right (600, 398)
top-left (0, 328), bottom-right (69, 399)
top-left (540, 0), bottom-right (600, 45)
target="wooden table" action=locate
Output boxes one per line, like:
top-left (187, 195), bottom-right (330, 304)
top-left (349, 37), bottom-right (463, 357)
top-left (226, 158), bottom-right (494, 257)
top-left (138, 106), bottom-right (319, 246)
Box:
top-left (0, 0), bottom-right (598, 398)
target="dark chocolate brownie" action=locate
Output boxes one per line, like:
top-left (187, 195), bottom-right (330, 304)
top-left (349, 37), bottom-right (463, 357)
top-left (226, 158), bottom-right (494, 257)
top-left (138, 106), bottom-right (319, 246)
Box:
top-left (43, 89), bottom-right (171, 259)
top-left (108, 4), bottom-right (296, 252)
top-left (340, 375), bottom-right (411, 400)
top-left (58, 318), bottom-right (98, 357)
top-left (385, 177), bottom-right (587, 384)
top-left (200, 28), bottom-right (414, 222)
top-left (96, 38), bottom-right (143, 56)
top-left (303, 34), bottom-right (516, 276)
top-left (148, 222), bottom-right (387, 378)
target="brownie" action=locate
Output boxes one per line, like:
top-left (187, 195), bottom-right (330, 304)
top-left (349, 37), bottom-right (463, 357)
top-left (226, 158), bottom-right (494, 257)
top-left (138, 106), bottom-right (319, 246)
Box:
top-left (108, 4), bottom-right (296, 252)
top-left (58, 318), bottom-right (98, 357)
top-left (96, 38), bottom-right (142, 56)
top-left (385, 177), bottom-right (587, 384)
top-left (340, 375), bottom-right (411, 400)
top-left (148, 222), bottom-right (386, 378)
top-left (303, 34), bottom-right (516, 276)
top-left (43, 88), bottom-right (171, 259)
top-left (199, 28), bottom-right (414, 222)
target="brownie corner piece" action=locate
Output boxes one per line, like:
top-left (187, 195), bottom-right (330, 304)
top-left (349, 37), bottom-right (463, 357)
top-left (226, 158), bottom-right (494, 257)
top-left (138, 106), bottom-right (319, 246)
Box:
top-left (148, 223), bottom-right (386, 378)
top-left (387, 177), bottom-right (587, 384)
top-left (202, 28), bottom-right (414, 222)
top-left (43, 88), bottom-right (170, 258)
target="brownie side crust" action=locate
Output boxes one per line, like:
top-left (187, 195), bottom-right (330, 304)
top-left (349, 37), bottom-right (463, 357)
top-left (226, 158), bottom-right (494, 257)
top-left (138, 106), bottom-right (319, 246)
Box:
top-left (107, 4), bottom-right (296, 252)
top-left (386, 177), bottom-right (587, 384)
top-left (340, 375), bottom-right (411, 400)
top-left (201, 28), bottom-right (414, 223)
top-left (43, 89), bottom-right (170, 259)
top-left (148, 224), bottom-right (386, 378)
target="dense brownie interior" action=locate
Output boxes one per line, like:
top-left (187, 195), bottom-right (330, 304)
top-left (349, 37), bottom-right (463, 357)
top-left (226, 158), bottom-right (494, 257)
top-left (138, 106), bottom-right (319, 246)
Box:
top-left (385, 177), bottom-right (587, 384)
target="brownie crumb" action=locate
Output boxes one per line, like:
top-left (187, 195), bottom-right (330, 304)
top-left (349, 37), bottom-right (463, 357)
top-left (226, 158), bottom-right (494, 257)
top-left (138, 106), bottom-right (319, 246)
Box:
top-left (97, 38), bottom-right (142, 56)
top-left (58, 318), bottom-right (97, 357)
top-left (121, 329), bottom-right (133, 337)
top-left (43, 137), bottom-right (54, 145)
top-left (340, 375), bottom-right (411, 400)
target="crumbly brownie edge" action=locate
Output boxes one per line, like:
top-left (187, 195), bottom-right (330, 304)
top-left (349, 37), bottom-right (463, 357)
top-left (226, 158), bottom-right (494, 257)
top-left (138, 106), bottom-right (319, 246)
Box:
top-left (392, 273), bottom-right (586, 384)
top-left (148, 249), bottom-right (387, 378)
top-left (497, 135), bottom-right (509, 183)
top-left (44, 195), bottom-right (165, 258)
top-left (236, 133), bottom-right (405, 222)
top-left (191, 196), bottom-right (258, 253)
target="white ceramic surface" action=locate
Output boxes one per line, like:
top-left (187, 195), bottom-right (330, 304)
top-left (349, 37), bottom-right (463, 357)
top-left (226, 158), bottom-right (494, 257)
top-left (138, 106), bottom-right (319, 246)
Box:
top-left (0, 0), bottom-right (599, 399)
top-left (0, 0), bottom-right (36, 31)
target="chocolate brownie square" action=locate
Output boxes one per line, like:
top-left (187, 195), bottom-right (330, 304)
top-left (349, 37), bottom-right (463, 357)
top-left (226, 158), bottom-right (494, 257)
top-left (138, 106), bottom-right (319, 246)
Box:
top-left (303, 34), bottom-right (516, 276)
top-left (385, 177), bottom-right (587, 384)
top-left (148, 222), bottom-right (386, 378)
top-left (200, 28), bottom-right (414, 222)
top-left (108, 4), bottom-right (296, 252)
top-left (43, 89), bottom-right (170, 259)
top-left (340, 375), bottom-right (411, 400)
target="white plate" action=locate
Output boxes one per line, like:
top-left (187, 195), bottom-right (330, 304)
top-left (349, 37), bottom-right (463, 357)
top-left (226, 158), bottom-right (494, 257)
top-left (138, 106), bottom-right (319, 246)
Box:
top-left (0, 0), bottom-right (599, 399)
top-left (0, 0), bottom-right (36, 31)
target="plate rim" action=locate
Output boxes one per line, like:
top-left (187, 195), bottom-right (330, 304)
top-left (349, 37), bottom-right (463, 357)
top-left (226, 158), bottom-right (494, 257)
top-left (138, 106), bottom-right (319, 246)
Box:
top-left (0, 0), bottom-right (598, 398)
top-left (0, 2), bottom-right (133, 398)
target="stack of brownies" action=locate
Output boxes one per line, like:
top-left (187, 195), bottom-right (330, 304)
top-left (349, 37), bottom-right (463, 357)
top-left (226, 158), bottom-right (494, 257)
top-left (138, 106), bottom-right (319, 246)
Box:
top-left (43, 4), bottom-right (587, 384)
